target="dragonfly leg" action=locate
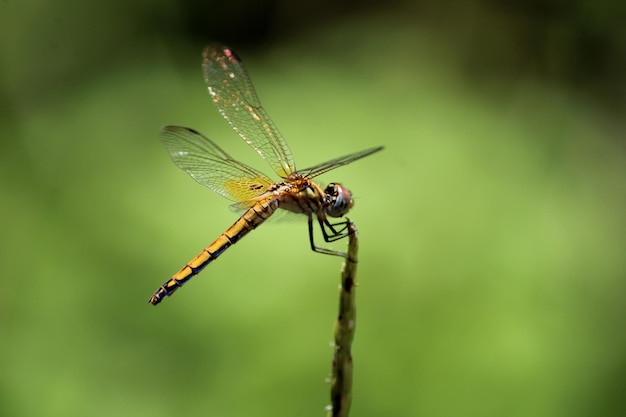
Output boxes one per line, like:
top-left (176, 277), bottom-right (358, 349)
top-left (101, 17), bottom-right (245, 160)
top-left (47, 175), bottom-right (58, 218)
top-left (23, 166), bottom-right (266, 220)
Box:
top-left (307, 215), bottom-right (352, 257)
top-left (320, 217), bottom-right (351, 242)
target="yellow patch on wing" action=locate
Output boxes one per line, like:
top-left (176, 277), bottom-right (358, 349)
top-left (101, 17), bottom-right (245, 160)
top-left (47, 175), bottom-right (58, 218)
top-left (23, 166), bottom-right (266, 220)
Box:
top-left (224, 176), bottom-right (273, 202)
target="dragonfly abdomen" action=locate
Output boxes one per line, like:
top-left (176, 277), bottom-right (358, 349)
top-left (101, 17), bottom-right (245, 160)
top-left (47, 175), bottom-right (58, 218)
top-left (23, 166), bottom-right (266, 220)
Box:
top-left (149, 199), bottom-right (278, 305)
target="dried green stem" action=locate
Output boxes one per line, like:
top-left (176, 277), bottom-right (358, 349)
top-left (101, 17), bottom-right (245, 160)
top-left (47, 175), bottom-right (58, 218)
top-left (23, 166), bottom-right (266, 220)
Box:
top-left (328, 220), bottom-right (358, 417)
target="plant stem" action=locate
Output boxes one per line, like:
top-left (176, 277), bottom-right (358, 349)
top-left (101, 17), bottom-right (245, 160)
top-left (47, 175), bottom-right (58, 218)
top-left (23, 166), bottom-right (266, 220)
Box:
top-left (328, 220), bottom-right (358, 417)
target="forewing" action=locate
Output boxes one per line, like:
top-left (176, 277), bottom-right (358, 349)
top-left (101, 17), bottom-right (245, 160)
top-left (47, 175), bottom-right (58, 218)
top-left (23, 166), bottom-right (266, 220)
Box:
top-left (160, 125), bottom-right (274, 202)
top-left (202, 44), bottom-right (296, 178)
top-left (299, 146), bottom-right (384, 178)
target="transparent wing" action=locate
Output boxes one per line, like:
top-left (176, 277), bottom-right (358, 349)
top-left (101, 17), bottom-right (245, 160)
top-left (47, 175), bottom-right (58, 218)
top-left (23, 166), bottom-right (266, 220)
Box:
top-left (160, 125), bottom-right (274, 202)
top-left (202, 44), bottom-right (296, 178)
top-left (228, 201), bottom-right (304, 223)
top-left (299, 146), bottom-right (384, 178)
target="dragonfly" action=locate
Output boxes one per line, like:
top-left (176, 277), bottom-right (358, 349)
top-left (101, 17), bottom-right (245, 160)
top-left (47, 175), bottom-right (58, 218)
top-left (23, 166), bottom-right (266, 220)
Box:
top-left (149, 44), bottom-right (383, 306)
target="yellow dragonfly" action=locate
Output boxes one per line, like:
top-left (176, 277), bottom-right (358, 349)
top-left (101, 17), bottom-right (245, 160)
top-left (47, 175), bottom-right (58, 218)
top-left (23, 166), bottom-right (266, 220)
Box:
top-left (149, 44), bottom-right (383, 306)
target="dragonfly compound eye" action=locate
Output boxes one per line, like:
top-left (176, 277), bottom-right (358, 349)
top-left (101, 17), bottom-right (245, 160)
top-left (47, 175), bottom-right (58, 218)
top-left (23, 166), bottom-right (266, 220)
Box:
top-left (325, 183), bottom-right (353, 218)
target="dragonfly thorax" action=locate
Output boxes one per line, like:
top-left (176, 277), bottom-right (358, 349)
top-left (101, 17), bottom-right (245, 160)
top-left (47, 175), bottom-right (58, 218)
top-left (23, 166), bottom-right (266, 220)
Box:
top-left (324, 183), bottom-right (353, 218)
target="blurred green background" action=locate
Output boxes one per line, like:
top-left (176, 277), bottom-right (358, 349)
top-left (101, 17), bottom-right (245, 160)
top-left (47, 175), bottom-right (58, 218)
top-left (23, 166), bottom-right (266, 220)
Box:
top-left (1, 1), bottom-right (625, 416)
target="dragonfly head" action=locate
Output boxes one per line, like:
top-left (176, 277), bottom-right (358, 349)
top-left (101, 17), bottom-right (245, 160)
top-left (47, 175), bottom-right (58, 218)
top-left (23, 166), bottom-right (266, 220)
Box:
top-left (324, 183), bottom-right (353, 218)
